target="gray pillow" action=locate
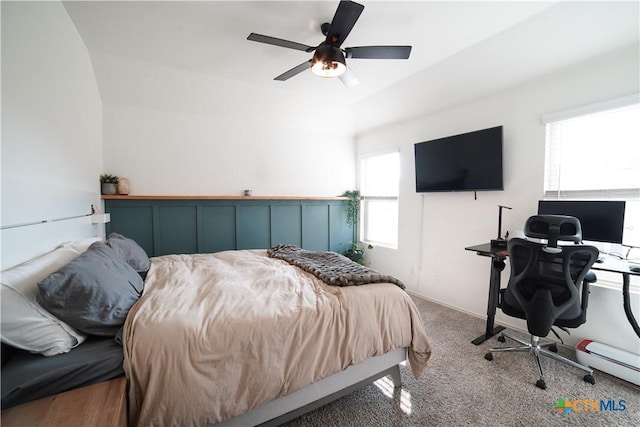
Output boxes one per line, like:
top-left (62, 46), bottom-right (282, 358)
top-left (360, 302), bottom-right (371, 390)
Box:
top-left (106, 233), bottom-right (150, 274)
top-left (37, 242), bottom-right (144, 337)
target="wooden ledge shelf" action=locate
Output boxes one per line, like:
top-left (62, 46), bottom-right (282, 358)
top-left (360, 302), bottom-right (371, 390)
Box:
top-left (102, 195), bottom-right (348, 201)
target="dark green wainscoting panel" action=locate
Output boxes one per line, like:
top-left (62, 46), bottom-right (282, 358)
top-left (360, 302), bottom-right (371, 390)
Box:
top-left (104, 197), bottom-right (352, 257)
top-left (236, 205), bottom-right (270, 250)
top-left (302, 205), bottom-right (330, 251)
top-left (199, 206), bottom-right (236, 253)
top-left (108, 205), bottom-right (154, 256)
top-left (271, 205), bottom-right (302, 247)
top-left (157, 206), bottom-right (198, 255)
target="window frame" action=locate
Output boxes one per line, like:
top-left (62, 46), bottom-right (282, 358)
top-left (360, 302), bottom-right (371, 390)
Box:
top-left (358, 149), bottom-right (400, 249)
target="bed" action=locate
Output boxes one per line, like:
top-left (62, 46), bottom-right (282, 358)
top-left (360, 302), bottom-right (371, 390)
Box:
top-left (1, 236), bottom-right (127, 409)
top-left (1, 235), bottom-right (432, 426)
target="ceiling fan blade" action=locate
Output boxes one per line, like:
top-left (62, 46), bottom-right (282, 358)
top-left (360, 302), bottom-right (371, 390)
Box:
top-left (345, 46), bottom-right (412, 60)
top-left (247, 33), bottom-right (315, 52)
top-left (274, 60), bottom-right (312, 81)
top-left (339, 66), bottom-right (360, 88)
top-left (327, 0), bottom-right (364, 47)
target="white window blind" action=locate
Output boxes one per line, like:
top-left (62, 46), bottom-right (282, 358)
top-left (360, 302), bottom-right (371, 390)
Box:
top-left (360, 150), bottom-right (399, 248)
top-left (544, 100), bottom-right (640, 200)
top-left (543, 97), bottom-right (640, 250)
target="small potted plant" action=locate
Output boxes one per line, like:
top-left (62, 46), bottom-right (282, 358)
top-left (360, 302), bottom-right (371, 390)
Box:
top-left (100, 174), bottom-right (120, 195)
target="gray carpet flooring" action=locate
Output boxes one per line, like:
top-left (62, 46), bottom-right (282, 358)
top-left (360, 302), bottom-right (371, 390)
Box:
top-left (282, 295), bottom-right (640, 426)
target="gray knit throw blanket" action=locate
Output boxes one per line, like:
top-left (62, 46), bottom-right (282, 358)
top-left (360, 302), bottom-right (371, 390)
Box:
top-left (267, 244), bottom-right (405, 289)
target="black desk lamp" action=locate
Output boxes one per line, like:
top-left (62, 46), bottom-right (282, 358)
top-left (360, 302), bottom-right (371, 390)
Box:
top-left (490, 205), bottom-right (512, 249)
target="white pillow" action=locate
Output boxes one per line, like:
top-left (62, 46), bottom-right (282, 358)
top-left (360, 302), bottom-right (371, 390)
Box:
top-left (1, 247), bottom-right (88, 356)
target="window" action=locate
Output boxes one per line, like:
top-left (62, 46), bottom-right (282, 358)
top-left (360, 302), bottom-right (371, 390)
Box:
top-left (360, 150), bottom-right (399, 248)
top-left (543, 95), bottom-right (640, 251)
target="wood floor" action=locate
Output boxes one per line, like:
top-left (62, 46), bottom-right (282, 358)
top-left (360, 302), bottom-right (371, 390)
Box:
top-left (1, 377), bottom-right (126, 427)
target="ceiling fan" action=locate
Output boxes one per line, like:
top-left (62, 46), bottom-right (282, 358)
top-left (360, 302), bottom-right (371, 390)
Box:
top-left (247, 0), bottom-right (411, 87)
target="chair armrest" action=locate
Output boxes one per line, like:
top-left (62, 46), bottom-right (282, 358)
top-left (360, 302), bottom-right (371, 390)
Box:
top-left (584, 270), bottom-right (597, 284)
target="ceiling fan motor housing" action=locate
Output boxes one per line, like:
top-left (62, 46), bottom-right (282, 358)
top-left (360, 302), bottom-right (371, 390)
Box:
top-left (312, 44), bottom-right (346, 77)
top-left (321, 22), bottom-right (331, 36)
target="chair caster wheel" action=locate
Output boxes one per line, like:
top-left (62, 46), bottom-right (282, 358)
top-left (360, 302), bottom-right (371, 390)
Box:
top-left (584, 374), bottom-right (595, 385)
top-left (485, 353), bottom-right (493, 361)
top-left (498, 335), bottom-right (506, 343)
top-left (549, 344), bottom-right (558, 353)
top-left (536, 379), bottom-right (546, 390)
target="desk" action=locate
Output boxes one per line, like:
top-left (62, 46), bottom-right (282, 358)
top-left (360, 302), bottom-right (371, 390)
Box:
top-left (465, 242), bottom-right (640, 345)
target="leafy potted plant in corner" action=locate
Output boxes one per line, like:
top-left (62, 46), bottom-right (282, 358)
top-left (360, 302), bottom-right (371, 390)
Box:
top-left (341, 240), bottom-right (373, 265)
top-left (100, 174), bottom-right (119, 195)
top-left (339, 190), bottom-right (373, 264)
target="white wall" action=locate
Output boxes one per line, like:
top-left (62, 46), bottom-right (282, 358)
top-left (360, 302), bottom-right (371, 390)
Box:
top-left (355, 45), bottom-right (640, 354)
top-left (1, 1), bottom-right (103, 269)
top-left (103, 104), bottom-right (355, 196)
top-left (92, 53), bottom-right (356, 197)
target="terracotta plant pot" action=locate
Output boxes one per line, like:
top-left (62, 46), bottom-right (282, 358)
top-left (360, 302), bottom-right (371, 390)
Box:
top-left (117, 178), bottom-right (130, 195)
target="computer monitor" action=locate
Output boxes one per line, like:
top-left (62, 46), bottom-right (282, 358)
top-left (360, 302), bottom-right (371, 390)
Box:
top-left (537, 200), bottom-right (626, 244)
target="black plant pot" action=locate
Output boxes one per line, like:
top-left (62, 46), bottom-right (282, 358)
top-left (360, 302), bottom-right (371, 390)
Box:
top-left (344, 249), bottom-right (364, 263)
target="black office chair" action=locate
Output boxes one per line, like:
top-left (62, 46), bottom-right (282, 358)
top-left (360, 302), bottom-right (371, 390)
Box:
top-left (484, 215), bottom-right (599, 389)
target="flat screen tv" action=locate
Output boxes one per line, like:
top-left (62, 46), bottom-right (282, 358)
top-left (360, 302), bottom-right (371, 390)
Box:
top-left (414, 126), bottom-right (503, 192)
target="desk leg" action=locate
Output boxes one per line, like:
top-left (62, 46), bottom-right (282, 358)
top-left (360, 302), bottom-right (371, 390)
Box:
top-left (622, 273), bottom-right (640, 339)
top-left (472, 255), bottom-right (506, 345)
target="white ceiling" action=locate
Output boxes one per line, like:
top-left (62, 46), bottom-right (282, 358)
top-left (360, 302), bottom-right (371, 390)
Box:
top-left (63, 1), bottom-right (639, 112)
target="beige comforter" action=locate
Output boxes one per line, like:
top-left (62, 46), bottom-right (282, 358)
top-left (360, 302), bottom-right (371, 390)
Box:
top-left (123, 250), bottom-right (431, 426)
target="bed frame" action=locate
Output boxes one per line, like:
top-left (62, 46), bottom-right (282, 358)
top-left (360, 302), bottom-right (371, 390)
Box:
top-left (217, 347), bottom-right (406, 426)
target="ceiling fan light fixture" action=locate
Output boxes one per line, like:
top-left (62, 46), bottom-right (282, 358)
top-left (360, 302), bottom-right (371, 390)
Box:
top-left (311, 45), bottom-right (346, 77)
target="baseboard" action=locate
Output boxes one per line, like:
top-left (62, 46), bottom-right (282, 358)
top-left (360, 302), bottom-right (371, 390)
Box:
top-left (405, 290), bottom-right (487, 320)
